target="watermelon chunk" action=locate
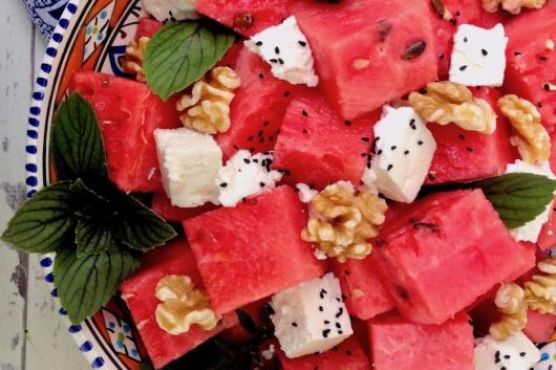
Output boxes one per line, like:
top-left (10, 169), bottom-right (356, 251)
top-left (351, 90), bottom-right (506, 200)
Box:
top-left (272, 92), bottom-right (373, 189)
top-left (291, 0), bottom-right (437, 120)
top-left (151, 193), bottom-right (217, 223)
top-left (368, 313), bottom-right (474, 370)
top-left (120, 240), bottom-right (237, 369)
top-left (504, 2), bottom-right (556, 130)
top-left (330, 256), bottom-right (394, 321)
top-left (374, 189), bottom-right (536, 324)
top-left (523, 309), bottom-right (556, 343)
top-left (183, 186), bottom-right (325, 314)
top-left (69, 71), bottom-right (180, 192)
top-left (277, 336), bottom-right (370, 370)
top-left (538, 198), bottom-right (556, 251)
top-left (195, 0), bottom-right (288, 37)
top-left (216, 46), bottom-right (301, 158)
top-left (426, 87), bottom-right (514, 184)
top-left (135, 18), bottom-right (163, 40)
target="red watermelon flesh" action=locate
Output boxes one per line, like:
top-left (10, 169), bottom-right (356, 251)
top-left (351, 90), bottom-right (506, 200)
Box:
top-left (183, 186), bottom-right (325, 314)
top-left (120, 240), bottom-right (237, 369)
top-left (374, 189), bottom-right (536, 325)
top-left (504, 2), bottom-right (556, 130)
top-left (330, 256), bottom-right (394, 321)
top-left (135, 18), bottom-right (163, 40)
top-left (428, 0), bottom-right (505, 78)
top-left (151, 192), bottom-right (217, 223)
top-left (523, 309), bottom-right (556, 343)
top-left (368, 313), bottom-right (474, 370)
top-left (277, 336), bottom-right (370, 370)
top-left (195, 0), bottom-right (288, 37)
top-left (272, 91), bottom-right (373, 189)
top-left (216, 46), bottom-right (302, 158)
top-left (220, 299), bottom-right (269, 342)
top-left (538, 198), bottom-right (556, 251)
top-left (69, 71), bottom-right (180, 193)
top-left (426, 87), bottom-right (515, 185)
top-left (291, 0), bottom-right (437, 120)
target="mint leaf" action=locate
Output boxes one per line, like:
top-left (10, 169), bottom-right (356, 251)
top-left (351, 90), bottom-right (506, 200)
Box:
top-left (144, 21), bottom-right (235, 100)
top-left (1, 182), bottom-right (77, 253)
top-left (471, 173), bottom-right (556, 228)
top-left (54, 247), bottom-right (139, 324)
top-left (51, 93), bottom-right (107, 181)
top-left (114, 193), bottom-right (177, 251)
top-left (75, 217), bottom-right (116, 257)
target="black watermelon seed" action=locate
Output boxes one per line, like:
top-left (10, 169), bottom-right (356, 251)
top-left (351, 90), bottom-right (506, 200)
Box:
top-left (504, 355), bottom-right (510, 359)
top-left (283, 91), bottom-right (291, 97)
top-left (302, 110), bottom-right (309, 117)
top-left (544, 84), bottom-right (551, 91)
top-left (402, 39), bottom-right (427, 60)
top-left (540, 56), bottom-right (548, 61)
top-left (377, 19), bottom-right (393, 42)
top-left (258, 73), bottom-right (264, 79)
top-left (466, 147), bottom-right (473, 152)
top-left (361, 137), bottom-right (370, 142)
top-left (258, 130), bottom-right (264, 137)
top-left (263, 121), bottom-right (270, 127)
top-left (247, 136), bottom-right (254, 142)
top-left (458, 134), bottom-right (465, 140)
top-left (269, 136), bottom-right (274, 142)
top-left (514, 51), bottom-right (522, 56)
top-left (345, 120), bottom-right (352, 126)
top-left (303, 129), bottom-right (308, 134)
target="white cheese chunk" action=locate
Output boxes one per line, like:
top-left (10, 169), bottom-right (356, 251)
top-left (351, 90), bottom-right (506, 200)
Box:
top-left (370, 106), bottom-right (437, 203)
top-left (142, 0), bottom-right (198, 22)
top-left (474, 332), bottom-right (540, 370)
top-left (154, 128), bottom-right (222, 208)
top-left (449, 23), bottom-right (508, 87)
top-left (506, 160), bottom-right (556, 243)
top-left (245, 16), bottom-right (319, 87)
top-left (361, 165), bottom-right (379, 195)
top-left (296, 183), bottom-right (318, 204)
top-left (215, 150), bottom-right (283, 207)
top-left (270, 273), bottom-right (353, 359)
top-left (535, 342), bottom-right (556, 370)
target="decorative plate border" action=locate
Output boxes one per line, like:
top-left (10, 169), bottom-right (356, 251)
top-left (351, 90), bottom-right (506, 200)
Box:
top-left (27, 0), bottom-right (118, 368)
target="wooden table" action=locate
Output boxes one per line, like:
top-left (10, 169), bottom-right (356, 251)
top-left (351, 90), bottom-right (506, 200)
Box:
top-left (0, 2), bottom-right (89, 369)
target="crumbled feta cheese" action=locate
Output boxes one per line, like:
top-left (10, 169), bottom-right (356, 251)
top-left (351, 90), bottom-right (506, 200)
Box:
top-left (506, 160), bottom-right (556, 243)
top-left (370, 106), bottom-right (437, 203)
top-left (245, 16), bottom-right (319, 87)
top-left (270, 273), bottom-right (353, 358)
top-left (474, 332), bottom-right (540, 370)
top-left (361, 165), bottom-right (379, 195)
top-left (215, 150), bottom-right (283, 207)
top-left (536, 342), bottom-right (556, 370)
top-left (142, 0), bottom-right (199, 22)
top-left (154, 128), bottom-right (222, 208)
top-left (296, 183), bottom-right (318, 204)
top-left (449, 24), bottom-right (508, 87)
top-left (261, 344), bottom-right (275, 360)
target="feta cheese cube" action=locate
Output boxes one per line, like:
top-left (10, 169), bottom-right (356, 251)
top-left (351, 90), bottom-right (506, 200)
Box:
top-left (506, 160), bottom-right (556, 243)
top-left (449, 23), bottom-right (509, 87)
top-left (474, 332), bottom-right (540, 370)
top-left (370, 106), bottom-right (437, 203)
top-left (215, 150), bottom-right (283, 207)
top-left (270, 273), bottom-right (353, 358)
top-left (142, 0), bottom-right (199, 22)
top-left (536, 342), bottom-right (556, 370)
top-left (154, 128), bottom-right (222, 208)
top-left (245, 16), bottom-right (319, 87)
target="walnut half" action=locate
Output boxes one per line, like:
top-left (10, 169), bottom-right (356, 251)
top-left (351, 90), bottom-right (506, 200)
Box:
top-left (155, 275), bottom-right (221, 335)
top-left (524, 257), bottom-right (556, 315)
top-left (489, 283), bottom-right (528, 340)
top-left (123, 37), bottom-right (150, 82)
top-left (301, 181), bottom-right (388, 263)
top-left (176, 66), bottom-right (241, 135)
top-left (482, 0), bottom-right (547, 14)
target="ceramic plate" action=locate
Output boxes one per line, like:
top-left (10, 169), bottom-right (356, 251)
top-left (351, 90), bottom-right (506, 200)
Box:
top-left (28, 0), bottom-right (151, 368)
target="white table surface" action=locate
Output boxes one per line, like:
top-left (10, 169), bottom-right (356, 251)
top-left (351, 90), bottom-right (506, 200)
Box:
top-left (0, 2), bottom-right (89, 369)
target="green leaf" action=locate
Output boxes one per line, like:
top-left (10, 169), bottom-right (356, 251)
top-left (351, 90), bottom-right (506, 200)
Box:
top-left (470, 172), bottom-right (556, 228)
top-left (143, 21), bottom-right (235, 100)
top-left (75, 217), bottom-right (116, 257)
top-left (1, 182), bottom-right (76, 253)
top-left (113, 193), bottom-right (177, 251)
top-left (51, 93), bottom-right (107, 181)
top-left (54, 247), bottom-right (139, 324)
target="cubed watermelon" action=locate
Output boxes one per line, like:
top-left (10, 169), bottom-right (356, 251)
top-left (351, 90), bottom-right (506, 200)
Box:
top-left (374, 189), bottom-right (536, 324)
top-left (539, 199), bottom-right (556, 251)
top-left (368, 313), bottom-right (474, 370)
top-left (69, 71), bottom-right (180, 192)
top-left (330, 256), bottom-right (394, 321)
top-left (120, 240), bottom-right (237, 369)
top-left (428, 0), bottom-right (505, 77)
top-left (220, 299), bottom-right (269, 342)
top-left (426, 87), bottom-right (514, 185)
top-left (504, 1), bottom-right (556, 131)
top-left (195, 0), bottom-right (288, 37)
top-left (151, 192), bottom-right (217, 223)
top-left (135, 18), bottom-right (163, 40)
top-left (183, 186), bottom-right (325, 314)
top-left (523, 309), bottom-right (556, 343)
top-left (277, 336), bottom-right (370, 370)
top-left (291, 0), bottom-right (437, 120)
top-left (216, 46), bottom-right (302, 158)
top-left (272, 92), bottom-right (373, 189)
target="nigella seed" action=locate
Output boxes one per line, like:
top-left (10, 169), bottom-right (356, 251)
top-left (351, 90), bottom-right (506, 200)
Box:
top-left (324, 320), bottom-right (330, 325)
top-left (520, 352), bottom-right (526, 357)
top-left (291, 322), bottom-right (298, 327)
top-left (504, 355), bottom-right (510, 359)
top-left (319, 306), bottom-right (324, 312)
top-left (391, 145), bottom-right (397, 150)
top-left (337, 330), bottom-right (343, 335)
top-left (418, 140), bottom-right (424, 145)
top-left (335, 307), bottom-right (344, 318)
top-left (275, 46), bottom-right (280, 54)
top-left (361, 137), bottom-right (370, 142)
top-left (243, 158), bottom-right (251, 164)
top-left (269, 58), bottom-right (279, 64)
top-left (256, 41), bottom-right (263, 46)
top-left (387, 164), bottom-right (393, 171)
top-left (459, 65), bottom-right (468, 71)
top-left (402, 39), bottom-right (427, 60)
top-left (302, 110), bottom-right (309, 117)
top-left (322, 329), bottom-right (331, 338)
top-left (463, 37), bottom-right (468, 43)
top-left (260, 182), bottom-right (266, 188)
top-left (253, 159), bottom-right (259, 163)
top-left (219, 182), bottom-right (228, 188)
top-left (481, 49), bottom-right (488, 56)
top-left (320, 289), bottom-right (327, 299)
top-left (404, 150), bottom-right (410, 155)
top-left (375, 136), bottom-right (381, 142)
top-left (377, 149), bottom-right (383, 155)
top-left (335, 322), bottom-right (341, 329)
top-left (298, 40), bottom-right (307, 47)
top-left (278, 58), bottom-right (285, 65)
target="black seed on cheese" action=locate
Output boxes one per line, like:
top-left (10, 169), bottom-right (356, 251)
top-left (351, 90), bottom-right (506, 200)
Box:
top-left (459, 65), bottom-right (468, 71)
top-left (404, 150), bottom-right (410, 155)
top-left (409, 119), bottom-right (417, 130)
top-left (481, 49), bottom-right (488, 56)
top-left (335, 322), bottom-right (341, 328)
top-left (520, 352), bottom-right (526, 357)
top-left (269, 58), bottom-right (278, 64)
top-left (220, 182), bottom-right (228, 188)
top-left (320, 289), bottom-right (327, 299)
top-left (463, 37), bottom-right (468, 43)
top-left (298, 40), bottom-right (307, 47)
top-left (378, 149), bottom-right (383, 155)
top-left (337, 330), bottom-right (343, 335)
top-left (260, 182), bottom-right (266, 188)
top-left (278, 58), bottom-right (285, 65)
top-left (335, 307), bottom-right (344, 318)
top-left (319, 306), bottom-right (324, 312)
top-left (324, 320), bottom-right (330, 325)
top-left (387, 164), bottom-right (393, 171)
top-left (504, 355), bottom-right (510, 359)
top-left (391, 145), bottom-right (397, 150)
top-left (418, 140), bottom-right (424, 145)
top-left (244, 158), bottom-right (251, 164)
top-left (291, 322), bottom-right (298, 327)
top-left (323, 329), bottom-right (331, 338)
top-left (256, 41), bottom-right (263, 46)
top-left (275, 46), bottom-right (280, 54)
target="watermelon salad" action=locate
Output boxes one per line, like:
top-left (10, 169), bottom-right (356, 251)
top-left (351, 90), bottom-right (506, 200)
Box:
top-left (6, 0), bottom-right (556, 369)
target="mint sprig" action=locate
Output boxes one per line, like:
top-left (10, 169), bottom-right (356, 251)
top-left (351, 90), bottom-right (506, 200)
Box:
top-left (1, 93), bottom-right (176, 323)
top-left (143, 21), bottom-right (235, 100)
